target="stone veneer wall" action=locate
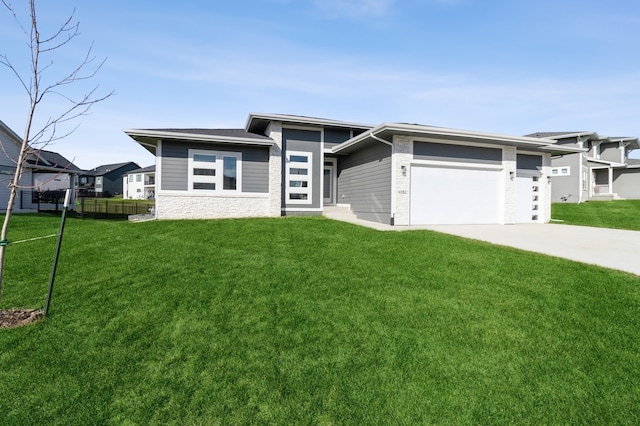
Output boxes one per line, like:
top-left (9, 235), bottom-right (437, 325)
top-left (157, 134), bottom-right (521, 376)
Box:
top-left (155, 193), bottom-right (271, 220)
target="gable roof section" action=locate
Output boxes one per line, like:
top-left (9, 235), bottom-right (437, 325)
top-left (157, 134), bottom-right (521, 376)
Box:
top-left (124, 128), bottom-right (274, 155)
top-left (0, 120), bottom-right (22, 143)
top-left (245, 113), bottom-right (373, 135)
top-left (334, 123), bottom-right (585, 155)
top-left (527, 131), bottom-right (640, 151)
top-left (27, 149), bottom-right (81, 172)
top-left (525, 131), bottom-right (598, 140)
top-left (85, 162), bottom-right (139, 176)
top-left (127, 165), bottom-right (155, 174)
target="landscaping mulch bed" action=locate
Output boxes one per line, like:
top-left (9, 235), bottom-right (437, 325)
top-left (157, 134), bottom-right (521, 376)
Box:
top-left (0, 308), bottom-right (44, 329)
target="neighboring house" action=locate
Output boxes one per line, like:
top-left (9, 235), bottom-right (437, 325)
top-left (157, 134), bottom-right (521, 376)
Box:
top-left (0, 120), bottom-right (79, 211)
top-left (123, 165), bottom-right (155, 200)
top-left (29, 149), bottom-right (82, 191)
top-left (124, 113), bottom-right (581, 225)
top-left (527, 132), bottom-right (640, 203)
top-left (78, 162), bottom-right (140, 197)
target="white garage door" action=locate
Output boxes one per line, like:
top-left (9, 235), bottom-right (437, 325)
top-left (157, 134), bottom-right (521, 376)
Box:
top-left (515, 173), bottom-right (541, 223)
top-left (410, 165), bottom-right (502, 225)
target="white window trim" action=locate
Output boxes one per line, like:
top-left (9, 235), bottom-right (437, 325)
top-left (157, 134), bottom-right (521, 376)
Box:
top-left (286, 150), bottom-right (313, 205)
top-left (187, 149), bottom-right (242, 194)
top-left (551, 166), bottom-right (571, 176)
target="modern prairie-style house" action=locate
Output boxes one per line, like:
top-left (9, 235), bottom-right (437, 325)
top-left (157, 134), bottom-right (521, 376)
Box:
top-left (123, 165), bottom-right (155, 200)
top-left (527, 132), bottom-right (640, 203)
top-left (77, 162), bottom-right (140, 197)
top-left (125, 113), bottom-right (583, 226)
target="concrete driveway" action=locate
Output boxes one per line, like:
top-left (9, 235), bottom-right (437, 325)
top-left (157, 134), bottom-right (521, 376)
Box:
top-left (323, 209), bottom-right (640, 276)
top-left (421, 224), bottom-right (640, 276)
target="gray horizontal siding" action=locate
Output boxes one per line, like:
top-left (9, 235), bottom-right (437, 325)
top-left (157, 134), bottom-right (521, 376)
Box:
top-left (550, 153), bottom-right (581, 203)
top-left (160, 141), bottom-right (269, 193)
top-left (0, 128), bottom-right (36, 210)
top-left (614, 169), bottom-right (640, 199)
top-left (600, 142), bottom-right (621, 163)
top-left (414, 142), bottom-right (502, 165)
top-left (337, 142), bottom-right (392, 224)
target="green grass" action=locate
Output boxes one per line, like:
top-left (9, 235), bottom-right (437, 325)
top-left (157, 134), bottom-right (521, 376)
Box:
top-left (552, 200), bottom-right (640, 230)
top-left (1, 214), bottom-right (639, 424)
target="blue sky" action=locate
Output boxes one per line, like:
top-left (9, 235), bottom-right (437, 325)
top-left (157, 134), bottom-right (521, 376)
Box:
top-left (2, 0), bottom-right (640, 169)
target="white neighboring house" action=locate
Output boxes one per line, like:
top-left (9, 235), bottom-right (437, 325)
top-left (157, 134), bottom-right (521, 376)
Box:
top-left (123, 165), bottom-right (155, 200)
top-left (0, 120), bottom-right (79, 211)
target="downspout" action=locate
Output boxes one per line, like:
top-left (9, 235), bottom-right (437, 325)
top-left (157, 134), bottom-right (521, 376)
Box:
top-left (369, 131), bottom-right (396, 225)
top-left (577, 136), bottom-right (585, 203)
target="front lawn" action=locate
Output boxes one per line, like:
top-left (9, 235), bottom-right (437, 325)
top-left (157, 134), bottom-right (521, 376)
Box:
top-left (1, 215), bottom-right (639, 424)
top-left (552, 199), bottom-right (640, 230)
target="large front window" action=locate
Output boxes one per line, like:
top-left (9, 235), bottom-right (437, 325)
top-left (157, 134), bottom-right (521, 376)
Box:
top-left (286, 151), bottom-right (312, 204)
top-left (188, 149), bottom-right (241, 193)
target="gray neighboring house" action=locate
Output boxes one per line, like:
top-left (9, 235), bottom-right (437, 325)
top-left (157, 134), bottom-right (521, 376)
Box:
top-left (78, 162), bottom-right (140, 197)
top-left (0, 120), bottom-right (79, 211)
top-left (527, 132), bottom-right (640, 203)
top-left (125, 113), bottom-right (581, 225)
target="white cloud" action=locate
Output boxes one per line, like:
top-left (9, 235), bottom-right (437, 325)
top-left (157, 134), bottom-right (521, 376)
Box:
top-left (312, 0), bottom-right (396, 18)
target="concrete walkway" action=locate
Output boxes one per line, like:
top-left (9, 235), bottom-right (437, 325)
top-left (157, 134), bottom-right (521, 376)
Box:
top-left (323, 208), bottom-right (640, 276)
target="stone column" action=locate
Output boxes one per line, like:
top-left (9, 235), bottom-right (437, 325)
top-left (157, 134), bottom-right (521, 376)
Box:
top-left (265, 122), bottom-right (283, 217)
top-left (541, 153), bottom-right (552, 223)
top-left (393, 135), bottom-right (412, 226)
top-left (503, 146), bottom-right (517, 224)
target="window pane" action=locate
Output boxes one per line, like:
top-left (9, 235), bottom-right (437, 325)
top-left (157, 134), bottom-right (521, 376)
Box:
top-left (129, 175), bottom-right (134, 182)
top-left (289, 193), bottom-right (308, 200)
top-left (290, 168), bottom-right (308, 175)
top-left (223, 156), bottom-right (237, 190)
top-left (289, 180), bottom-right (308, 188)
top-left (193, 182), bottom-right (215, 190)
top-left (193, 154), bottom-right (216, 163)
top-left (194, 168), bottom-right (216, 176)
top-left (290, 155), bottom-right (308, 163)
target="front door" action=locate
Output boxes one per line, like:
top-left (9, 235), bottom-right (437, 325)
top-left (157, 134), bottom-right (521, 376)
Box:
top-left (323, 163), bottom-right (336, 205)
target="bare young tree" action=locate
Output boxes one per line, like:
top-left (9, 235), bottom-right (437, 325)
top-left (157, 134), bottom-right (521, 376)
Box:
top-left (0, 0), bottom-right (113, 304)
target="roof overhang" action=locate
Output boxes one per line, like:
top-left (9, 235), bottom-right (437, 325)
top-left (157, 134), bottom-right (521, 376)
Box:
top-left (124, 129), bottom-right (275, 156)
top-left (245, 113), bottom-right (373, 135)
top-left (332, 123), bottom-right (586, 156)
top-left (587, 158), bottom-right (627, 168)
top-left (27, 164), bottom-right (80, 174)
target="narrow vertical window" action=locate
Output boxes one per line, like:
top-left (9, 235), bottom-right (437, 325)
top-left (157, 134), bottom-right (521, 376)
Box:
top-left (223, 156), bottom-right (237, 190)
top-left (285, 151), bottom-right (312, 204)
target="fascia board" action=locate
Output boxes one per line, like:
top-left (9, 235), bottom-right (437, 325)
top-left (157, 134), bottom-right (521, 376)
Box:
top-left (382, 122), bottom-right (560, 146)
top-left (552, 131), bottom-right (599, 140)
top-left (124, 129), bottom-right (274, 147)
top-left (331, 124), bottom-right (386, 154)
top-left (0, 120), bottom-right (22, 143)
top-left (587, 158), bottom-right (625, 167)
top-left (333, 123), bottom-right (589, 155)
top-left (245, 112), bottom-right (373, 132)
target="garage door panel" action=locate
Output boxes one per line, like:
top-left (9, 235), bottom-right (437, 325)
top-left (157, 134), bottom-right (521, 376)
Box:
top-left (410, 165), bottom-right (502, 225)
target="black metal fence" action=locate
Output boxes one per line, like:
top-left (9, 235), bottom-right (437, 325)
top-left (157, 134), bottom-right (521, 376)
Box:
top-left (76, 197), bottom-right (155, 220)
top-left (25, 190), bottom-right (154, 220)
